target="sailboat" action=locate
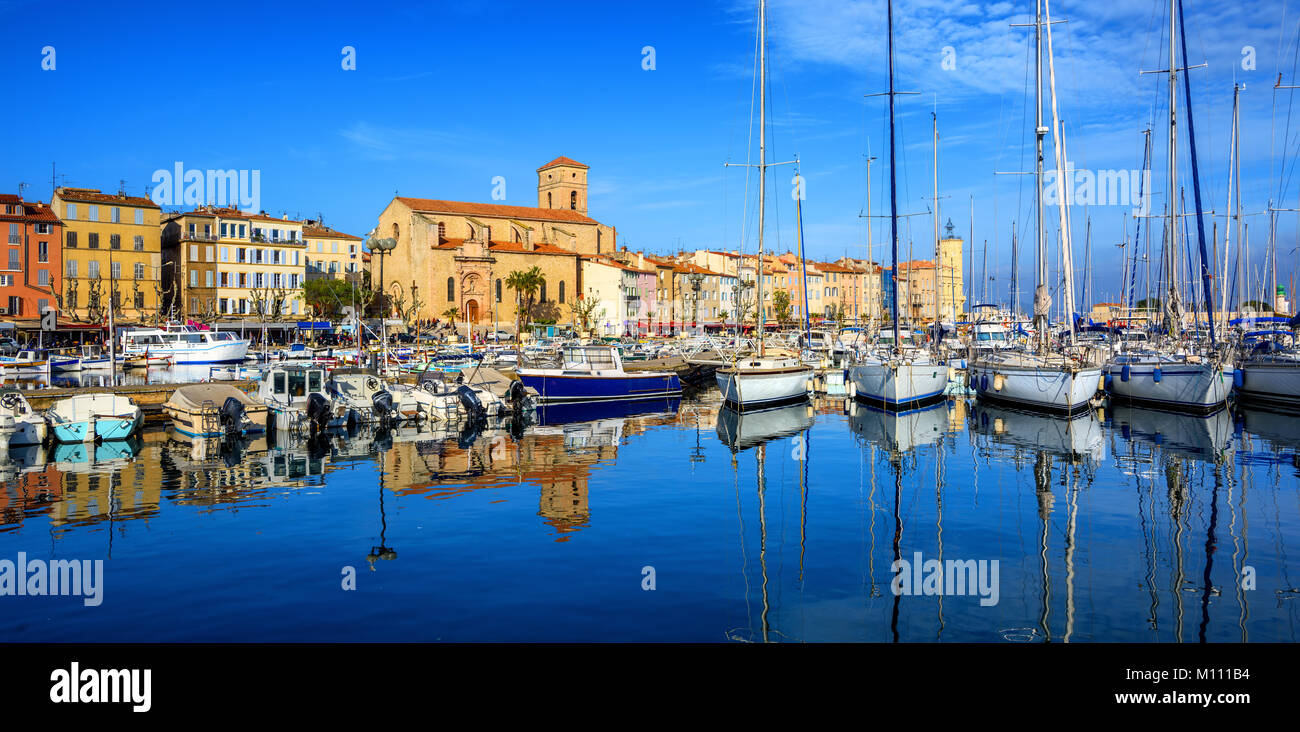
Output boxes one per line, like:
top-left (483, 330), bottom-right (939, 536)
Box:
top-left (969, 0), bottom-right (1101, 414)
top-left (714, 0), bottom-right (813, 411)
top-left (847, 0), bottom-right (948, 411)
top-left (1102, 0), bottom-right (1233, 413)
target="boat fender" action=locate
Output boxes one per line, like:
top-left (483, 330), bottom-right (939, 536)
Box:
top-left (1104, 373), bottom-right (1114, 392)
top-left (1152, 367), bottom-right (1162, 383)
top-left (980, 374), bottom-right (989, 392)
top-left (1121, 364), bottom-right (1131, 382)
top-left (1233, 368), bottom-right (1244, 389)
top-left (993, 373), bottom-right (1005, 391)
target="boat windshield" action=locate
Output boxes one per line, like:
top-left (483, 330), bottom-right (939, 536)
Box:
top-left (562, 346), bottom-right (618, 370)
top-left (976, 331), bottom-right (1006, 342)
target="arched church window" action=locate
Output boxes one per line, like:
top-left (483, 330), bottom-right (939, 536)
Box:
top-left (447, 277), bottom-right (455, 301)
top-left (559, 281), bottom-right (565, 303)
top-left (570, 191), bottom-right (577, 210)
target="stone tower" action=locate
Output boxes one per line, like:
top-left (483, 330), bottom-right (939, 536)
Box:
top-left (937, 218), bottom-right (965, 319)
top-left (537, 156), bottom-right (589, 215)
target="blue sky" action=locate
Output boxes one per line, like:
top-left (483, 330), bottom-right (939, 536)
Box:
top-left (3, 0), bottom-right (1298, 311)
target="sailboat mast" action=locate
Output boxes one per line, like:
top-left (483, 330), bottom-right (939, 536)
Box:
top-left (887, 0), bottom-right (901, 345)
top-left (932, 111), bottom-right (940, 345)
top-left (1175, 0), bottom-right (1216, 345)
top-left (757, 0), bottom-right (767, 357)
top-left (1033, 0), bottom-right (1047, 353)
top-left (1166, 0), bottom-right (1180, 337)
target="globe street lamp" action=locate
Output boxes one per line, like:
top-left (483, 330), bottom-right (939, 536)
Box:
top-left (688, 271), bottom-right (704, 334)
top-left (366, 236), bottom-right (398, 314)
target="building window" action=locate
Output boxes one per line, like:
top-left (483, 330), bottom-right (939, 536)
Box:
top-left (88, 261), bottom-right (100, 279)
top-left (88, 205), bottom-right (99, 221)
top-left (190, 270), bottom-right (197, 287)
top-left (559, 281), bottom-right (565, 303)
top-left (540, 282), bottom-right (547, 302)
top-left (134, 235), bottom-right (144, 251)
top-left (110, 233), bottom-right (121, 250)
top-left (570, 191), bottom-right (577, 210)
top-left (66, 260), bottom-right (77, 278)
top-left (134, 263), bottom-right (145, 279)
top-left (206, 246), bottom-right (214, 262)
top-left (496, 278), bottom-right (502, 303)
top-left (66, 231), bottom-right (77, 248)
top-left (38, 298), bottom-right (49, 313)
top-left (206, 271), bottom-right (214, 287)
top-left (135, 209), bottom-right (144, 225)
top-left (111, 207), bottom-right (121, 223)
top-left (134, 290), bottom-right (144, 309)
top-left (447, 277), bottom-right (455, 301)
top-left (38, 270), bottom-right (49, 286)
top-left (220, 247), bottom-right (229, 262)
top-left (437, 222), bottom-right (446, 239)
top-left (7, 250), bottom-right (18, 270)
top-left (547, 192), bottom-right (552, 208)
top-left (111, 262), bottom-right (121, 279)
top-left (66, 203), bottom-right (77, 220)
top-left (88, 233), bottom-right (99, 249)
top-left (38, 241), bottom-right (48, 263)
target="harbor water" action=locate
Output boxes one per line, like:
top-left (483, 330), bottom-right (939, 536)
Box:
top-left (1, 387), bottom-right (1297, 642)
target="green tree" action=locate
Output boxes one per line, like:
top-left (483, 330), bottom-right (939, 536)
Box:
top-left (506, 266), bottom-right (546, 340)
top-left (303, 278), bottom-right (356, 318)
top-left (772, 290), bottom-right (792, 326)
top-left (570, 293), bottom-right (603, 332)
top-left (1241, 300), bottom-right (1274, 312)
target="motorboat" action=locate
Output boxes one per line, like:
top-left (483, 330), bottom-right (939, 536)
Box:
top-left (518, 345), bottom-right (681, 404)
top-left (325, 368), bottom-right (400, 426)
top-left (45, 392), bottom-right (143, 443)
top-left (0, 349), bottom-right (50, 375)
top-left (120, 324), bottom-right (249, 364)
top-left (0, 389), bottom-right (48, 446)
top-left (163, 383), bottom-right (269, 438)
top-left (256, 363), bottom-right (336, 431)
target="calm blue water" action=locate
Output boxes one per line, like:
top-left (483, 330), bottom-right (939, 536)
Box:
top-left (1, 393), bottom-right (1297, 642)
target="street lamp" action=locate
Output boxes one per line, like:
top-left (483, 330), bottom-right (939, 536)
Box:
top-left (366, 236), bottom-right (398, 314)
top-left (688, 271), bottom-right (704, 335)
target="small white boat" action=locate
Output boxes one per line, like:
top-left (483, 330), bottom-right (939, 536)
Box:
top-left (325, 369), bottom-right (400, 426)
top-left (164, 384), bottom-right (269, 438)
top-left (0, 389), bottom-right (49, 446)
top-left (715, 352), bottom-right (811, 411)
top-left (45, 393), bottom-right (143, 443)
top-left (256, 363), bottom-right (338, 431)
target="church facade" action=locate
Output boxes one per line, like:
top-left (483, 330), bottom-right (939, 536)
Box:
top-left (374, 157), bottom-right (618, 326)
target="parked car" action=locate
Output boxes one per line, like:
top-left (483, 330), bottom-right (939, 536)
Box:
top-left (0, 338), bottom-right (19, 356)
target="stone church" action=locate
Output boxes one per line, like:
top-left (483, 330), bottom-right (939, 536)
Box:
top-left (374, 157), bottom-right (618, 325)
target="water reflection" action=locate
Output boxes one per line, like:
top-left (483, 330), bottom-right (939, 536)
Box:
top-left (0, 392), bottom-right (1297, 642)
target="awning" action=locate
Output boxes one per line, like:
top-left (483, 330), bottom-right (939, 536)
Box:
top-left (296, 321), bottom-right (333, 331)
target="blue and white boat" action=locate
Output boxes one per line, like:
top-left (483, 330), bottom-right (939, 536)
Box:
top-left (45, 392), bottom-right (143, 443)
top-left (516, 345), bottom-right (681, 403)
top-left (76, 344), bottom-right (112, 370)
top-left (120, 324), bottom-right (249, 365)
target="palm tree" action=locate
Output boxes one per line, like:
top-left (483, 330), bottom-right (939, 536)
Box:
top-left (506, 266), bottom-right (546, 341)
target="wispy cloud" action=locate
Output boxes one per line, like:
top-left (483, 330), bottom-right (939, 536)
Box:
top-left (339, 122), bottom-right (466, 161)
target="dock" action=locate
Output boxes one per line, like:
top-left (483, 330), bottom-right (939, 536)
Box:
top-left (22, 380), bottom-right (259, 425)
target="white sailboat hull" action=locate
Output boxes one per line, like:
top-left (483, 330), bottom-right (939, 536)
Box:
top-left (848, 358), bottom-right (948, 410)
top-left (715, 359), bottom-right (812, 410)
top-left (1239, 358), bottom-right (1300, 410)
top-left (1104, 358), bottom-right (1232, 412)
top-left (970, 358), bottom-right (1100, 414)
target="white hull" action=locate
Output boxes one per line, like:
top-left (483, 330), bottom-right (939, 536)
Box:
top-left (848, 357), bottom-right (948, 410)
top-left (715, 359), bottom-right (812, 409)
top-left (970, 358), bottom-right (1100, 414)
top-left (1104, 358), bottom-right (1232, 411)
top-left (1240, 358), bottom-right (1300, 410)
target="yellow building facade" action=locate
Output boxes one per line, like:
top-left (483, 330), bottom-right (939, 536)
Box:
top-left (52, 187), bottom-right (163, 322)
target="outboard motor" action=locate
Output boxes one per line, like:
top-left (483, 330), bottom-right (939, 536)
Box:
top-left (306, 392), bottom-right (331, 430)
top-left (219, 396), bottom-right (246, 436)
top-left (371, 389), bottom-right (396, 425)
top-left (506, 380), bottom-right (526, 412)
top-left (456, 384), bottom-right (486, 421)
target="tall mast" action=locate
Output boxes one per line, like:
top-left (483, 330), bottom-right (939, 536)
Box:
top-left (887, 0), bottom-right (901, 346)
top-left (756, 0), bottom-right (767, 357)
top-left (1166, 0), bottom-right (1181, 338)
top-left (1175, 0), bottom-right (1216, 344)
top-left (932, 111), bottom-right (940, 346)
top-left (1044, 0), bottom-right (1075, 345)
top-left (1032, 0), bottom-right (1048, 353)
